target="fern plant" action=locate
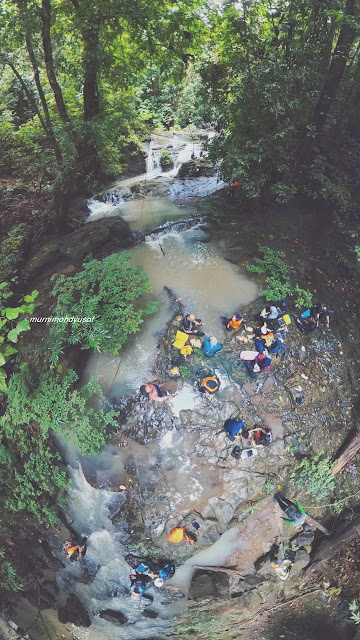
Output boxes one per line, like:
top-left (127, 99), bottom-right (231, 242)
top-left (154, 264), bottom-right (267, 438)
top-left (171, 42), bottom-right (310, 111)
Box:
top-left (290, 453), bottom-right (335, 501)
top-left (0, 549), bottom-right (24, 592)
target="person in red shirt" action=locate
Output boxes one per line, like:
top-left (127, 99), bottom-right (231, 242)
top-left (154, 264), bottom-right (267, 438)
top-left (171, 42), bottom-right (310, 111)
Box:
top-left (229, 180), bottom-right (239, 198)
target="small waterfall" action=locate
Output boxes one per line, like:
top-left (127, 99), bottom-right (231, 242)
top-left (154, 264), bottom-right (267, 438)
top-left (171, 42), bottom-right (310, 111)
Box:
top-left (146, 142), bottom-right (162, 177)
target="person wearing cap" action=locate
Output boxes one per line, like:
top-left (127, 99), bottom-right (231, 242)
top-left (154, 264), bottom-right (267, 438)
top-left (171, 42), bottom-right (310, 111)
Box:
top-left (227, 313), bottom-right (246, 331)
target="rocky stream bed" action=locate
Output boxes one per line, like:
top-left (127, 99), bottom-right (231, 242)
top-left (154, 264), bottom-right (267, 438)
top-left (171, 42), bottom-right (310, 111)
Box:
top-left (3, 130), bottom-right (360, 640)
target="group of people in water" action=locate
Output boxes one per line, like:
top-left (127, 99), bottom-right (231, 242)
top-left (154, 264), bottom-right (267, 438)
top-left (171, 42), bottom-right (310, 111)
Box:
top-left (63, 295), bottom-right (334, 594)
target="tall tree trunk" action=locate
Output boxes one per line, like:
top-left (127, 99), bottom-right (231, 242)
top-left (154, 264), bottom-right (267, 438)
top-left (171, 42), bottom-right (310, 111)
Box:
top-left (298, 0), bottom-right (358, 166)
top-left (83, 18), bottom-right (101, 123)
top-left (41, 0), bottom-right (71, 125)
top-left (80, 15), bottom-right (102, 178)
top-left (3, 60), bottom-right (49, 135)
top-left (311, 0), bottom-right (358, 136)
top-left (16, 0), bottom-right (62, 164)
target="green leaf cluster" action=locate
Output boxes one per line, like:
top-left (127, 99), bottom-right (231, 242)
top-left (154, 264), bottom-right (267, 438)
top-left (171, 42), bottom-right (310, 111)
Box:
top-left (2, 365), bottom-right (117, 455)
top-left (247, 246), bottom-right (292, 301)
top-left (290, 453), bottom-right (336, 501)
top-left (0, 549), bottom-right (24, 593)
top-left (47, 252), bottom-right (158, 363)
top-left (294, 285), bottom-right (313, 309)
top-left (0, 283), bottom-right (39, 391)
top-left (0, 223), bottom-right (29, 281)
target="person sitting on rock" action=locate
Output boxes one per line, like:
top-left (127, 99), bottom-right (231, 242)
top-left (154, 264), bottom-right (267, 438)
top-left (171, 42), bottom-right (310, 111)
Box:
top-left (242, 353), bottom-right (271, 378)
top-left (226, 313), bottom-right (246, 331)
top-left (245, 426), bottom-right (273, 447)
top-left (270, 543), bottom-right (296, 581)
top-left (295, 315), bottom-right (317, 334)
top-left (181, 313), bottom-right (205, 336)
top-left (200, 375), bottom-right (220, 397)
top-left (274, 493), bottom-right (307, 526)
top-left (223, 418), bottom-right (245, 442)
top-left (64, 538), bottom-right (87, 561)
top-left (202, 336), bottom-right (222, 357)
top-left (129, 572), bottom-right (153, 600)
top-left (310, 303), bottom-right (333, 328)
top-left (157, 562), bottom-right (176, 582)
top-left (140, 383), bottom-right (168, 403)
top-left (260, 305), bottom-right (279, 321)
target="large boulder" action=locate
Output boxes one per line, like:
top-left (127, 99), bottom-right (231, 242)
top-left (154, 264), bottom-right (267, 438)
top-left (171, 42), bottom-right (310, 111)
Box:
top-left (130, 179), bottom-right (171, 198)
top-left (24, 241), bottom-right (61, 278)
top-left (177, 159), bottom-right (214, 178)
top-left (188, 570), bottom-right (230, 602)
top-left (120, 142), bottom-right (146, 177)
top-left (59, 217), bottom-right (133, 261)
top-left (58, 594), bottom-right (91, 627)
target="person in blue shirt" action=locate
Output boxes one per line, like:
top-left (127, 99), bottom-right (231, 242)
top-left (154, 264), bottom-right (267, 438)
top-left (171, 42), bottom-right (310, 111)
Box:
top-left (202, 336), bottom-right (223, 357)
top-left (223, 418), bottom-right (245, 442)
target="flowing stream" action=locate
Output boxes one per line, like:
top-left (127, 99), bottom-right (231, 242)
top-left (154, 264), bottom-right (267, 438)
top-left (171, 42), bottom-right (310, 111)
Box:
top-left (19, 131), bottom-right (260, 640)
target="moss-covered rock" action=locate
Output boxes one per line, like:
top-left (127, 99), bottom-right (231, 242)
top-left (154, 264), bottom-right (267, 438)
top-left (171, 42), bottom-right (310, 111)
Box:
top-left (178, 159), bottom-right (215, 178)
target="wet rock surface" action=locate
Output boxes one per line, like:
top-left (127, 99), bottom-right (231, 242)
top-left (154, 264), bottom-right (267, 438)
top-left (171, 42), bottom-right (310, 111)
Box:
top-left (99, 609), bottom-right (128, 624)
top-left (178, 159), bottom-right (215, 178)
top-left (57, 594), bottom-right (91, 627)
top-left (59, 217), bottom-right (133, 260)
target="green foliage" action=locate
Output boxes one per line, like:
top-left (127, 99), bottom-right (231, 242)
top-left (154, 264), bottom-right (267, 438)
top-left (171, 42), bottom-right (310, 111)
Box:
top-left (247, 246), bottom-right (292, 301)
top-left (179, 365), bottom-right (190, 378)
top-left (0, 420), bottom-right (67, 525)
top-left (0, 283), bottom-right (39, 391)
top-left (355, 246), bottom-right (360, 263)
top-left (159, 149), bottom-right (173, 169)
top-left (3, 365), bottom-right (117, 455)
top-left (271, 182), bottom-right (297, 204)
top-left (47, 252), bottom-right (158, 363)
top-left (349, 600), bottom-right (360, 625)
top-left (0, 549), bottom-right (24, 592)
top-left (290, 453), bottom-right (336, 501)
top-left (294, 285), bottom-right (313, 309)
top-left (307, 166), bottom-right (352, 212)
top-left (0, 224), bottom-right (29, 281)
top-left (265, 480), bottom-right (275, 494)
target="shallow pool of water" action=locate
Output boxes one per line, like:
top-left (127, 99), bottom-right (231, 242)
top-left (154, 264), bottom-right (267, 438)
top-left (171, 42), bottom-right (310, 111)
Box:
top-left (84, 223), bottom-right (258, 398)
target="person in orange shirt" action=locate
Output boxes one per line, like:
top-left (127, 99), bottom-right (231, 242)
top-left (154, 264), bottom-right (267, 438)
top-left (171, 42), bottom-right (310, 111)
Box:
top-left (227, 313), bottom-right (246, 331)
top-left (64, 538), bottom-right (87, 561)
